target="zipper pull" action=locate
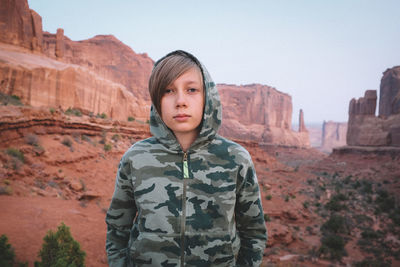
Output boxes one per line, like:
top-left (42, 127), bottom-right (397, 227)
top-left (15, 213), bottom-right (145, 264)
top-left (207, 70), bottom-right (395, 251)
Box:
top-left (183, 152), bottom-right (189, 179)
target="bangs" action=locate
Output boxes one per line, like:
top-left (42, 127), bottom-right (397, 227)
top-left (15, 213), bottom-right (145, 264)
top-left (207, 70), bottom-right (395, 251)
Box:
top-left (149, 52), bottom-right (203, 114)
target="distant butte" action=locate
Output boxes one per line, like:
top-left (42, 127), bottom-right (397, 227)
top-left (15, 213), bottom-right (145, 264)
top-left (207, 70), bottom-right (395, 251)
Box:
top-left (345, 66), bottom-right (400, 148)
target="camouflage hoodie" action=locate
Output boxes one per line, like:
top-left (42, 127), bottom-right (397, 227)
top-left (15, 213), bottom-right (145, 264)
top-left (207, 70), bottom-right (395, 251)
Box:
top-left (106, 53), bottom-right (267, 267)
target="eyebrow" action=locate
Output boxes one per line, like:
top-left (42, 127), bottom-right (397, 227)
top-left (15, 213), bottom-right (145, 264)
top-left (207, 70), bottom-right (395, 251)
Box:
top-left (167, 80), bottom-right (202, 88)
top-left (184, 80), bottom-right (202, 85)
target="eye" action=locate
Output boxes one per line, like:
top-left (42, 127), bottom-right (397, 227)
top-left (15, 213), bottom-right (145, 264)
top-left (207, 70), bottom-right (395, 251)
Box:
top-left (188, 88), bottom-right (198, 93)
top-left (164, 88), bottom-right (173, 94)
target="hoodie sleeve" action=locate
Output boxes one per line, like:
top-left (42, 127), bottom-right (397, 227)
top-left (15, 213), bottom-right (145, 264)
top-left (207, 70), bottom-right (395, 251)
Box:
top-left (105, 157), bottom-right (137, 267)
top-left (235, 158), bottom-right (267, 266)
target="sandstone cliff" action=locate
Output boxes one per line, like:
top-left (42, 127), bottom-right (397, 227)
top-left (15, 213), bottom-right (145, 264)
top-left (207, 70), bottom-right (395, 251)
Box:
top-left (0, 0), bottom-right (153, 121)
top-left (42, 32), bottom-right (153, 101)
top-left (379, 66), bottom-right (400, 117)
top-left (347, 66), bottom-right (400, 147)
top-left (321, 121), bottom-right (347, 152)
top-left (0, 43), bottom-right (150, 121)
top-left (0, 0), bottom-right (43, 52)
top-left (218, 83), bottom-right (310, 147)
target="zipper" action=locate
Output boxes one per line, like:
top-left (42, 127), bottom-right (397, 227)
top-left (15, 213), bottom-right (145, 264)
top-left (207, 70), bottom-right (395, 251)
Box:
top-left (180, 152), bottom-right (188, 267)
top-left (183, 152), bottom-right (189, 179)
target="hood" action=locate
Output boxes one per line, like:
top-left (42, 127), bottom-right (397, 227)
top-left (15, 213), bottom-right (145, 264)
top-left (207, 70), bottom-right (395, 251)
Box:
top-left (149, 51), bottom-right (222, 152)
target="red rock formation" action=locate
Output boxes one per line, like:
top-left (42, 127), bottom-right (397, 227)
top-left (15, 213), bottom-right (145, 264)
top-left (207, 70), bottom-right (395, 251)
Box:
top-left (298, 109), bottom-right (307, 132)
top-left (321, 121), bottom-right (347, 152)
top-left (348, 90), bottom-right (377, 116)
top-left (30, 9), bottom-right (43, 52)
top-left (0, 0), bottom-right (153, 121)
top-left (42, 33), bottom-right (153, 101)
top-left (55, 28), bottom-right (64, 58)
top-left (0, 105), bottom-right (150, 144)
top-left (218, 83), bottom-right (310, 147)
top-left (0, 44), bottom-right (150, 121)
top-left (0, 0), bottom-right (42, 51)
top-left (379, 66), bottom-right (400, 118)
top-left (347, 66), bottom-right (400, 147)
top-left (306, 123), bottom-right (323, 148)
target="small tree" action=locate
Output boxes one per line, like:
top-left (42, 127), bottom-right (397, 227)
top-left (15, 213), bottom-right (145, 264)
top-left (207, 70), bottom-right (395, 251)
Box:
top-left (35, 223), bottom-right (85, 267)
top-left (0, 234), bottom-right (15, 267)
top-left (0, 234), bottom-right (27, 267)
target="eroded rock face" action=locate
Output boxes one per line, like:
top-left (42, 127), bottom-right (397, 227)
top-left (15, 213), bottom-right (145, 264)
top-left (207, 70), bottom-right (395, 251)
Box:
top-left (0, 0), bottom-right (43, 52)
top-left (379, 66), bottom-right (400, 118)
top-left (348, 90), bottom-right (377, 116)
top-left (218, 83), bottom-right (310, 147)
top-left (321, 121), bottom-right (347, 152)
top-left (347, 66), bottom-right (400, 147)
top-left (42, 33), bottom-right (153, 101)
top-left (299, 109), bottom-right (307, 133)
top-left (0, 45), bottom-right (150, 121)
top-left (0, 0), bottom-right (153, 121)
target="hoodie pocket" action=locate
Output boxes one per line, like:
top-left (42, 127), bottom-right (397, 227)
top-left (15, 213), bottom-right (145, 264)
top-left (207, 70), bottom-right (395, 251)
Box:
top-left (186, 233), bottom-right (236, 266)
top-left (129, 232), bottom-right (180, 266)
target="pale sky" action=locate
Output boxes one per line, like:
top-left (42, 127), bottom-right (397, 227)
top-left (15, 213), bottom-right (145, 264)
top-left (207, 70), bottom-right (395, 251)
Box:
top-left (28, 0), bottom-right (400, 124)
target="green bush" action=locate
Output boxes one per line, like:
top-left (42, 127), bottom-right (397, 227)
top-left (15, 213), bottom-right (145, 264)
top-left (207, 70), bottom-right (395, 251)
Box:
top-left (263, 213), bottom-right (271, 222)
top-left (65, 108), bottom-right (82, 117)
top-left (375, 189), bottom-right (395, 214)
top-left (265, 194), bottom-right (272, 200)
top-left (352, 180), bottom-right (361, 189)
top-left (6, 148), bottom-right (24, 163)
top-left (127, 116), bottom-right (135, 121)
top-left (104, 144), bottom-right (112, 152)
top-left (353, 258), bottom-right (391, 267)
top-left (361, 228), bottom-right (381, 240)
top-left (325, 194), bottom-right (348, 211)
top-left (321, 215), bottom-right (347, 234)
top-left (0, 92), bottom-right (23, 106)
top-left (0, 234), bottom-right (27, 267)
top-left (61, 137), bottom-right (73, 148)
top-left (96, 113), bottom-right (107, 119)
top-left (319, 234), bottom-right (347, 260)
top-left (111, 134), bottom-right (120, 142)
top-left (35, 223), bottom-right (85, 267)
top-left (0, 234), bottom-right (15, 267)
top-left (389, 208), bottom-right (400, 226)
top-left (361, 180), bottom-right (373, 194)
top-left (0, 186), bottom-right (13, 195)
top-left (25, 134), bottom-right (39, 146)
top-left (354, 214), bottom-right (373, 225)
top-left (343, 175), bottom-right (352, 184)
top-left (99, 131), bottom-right (107, 145)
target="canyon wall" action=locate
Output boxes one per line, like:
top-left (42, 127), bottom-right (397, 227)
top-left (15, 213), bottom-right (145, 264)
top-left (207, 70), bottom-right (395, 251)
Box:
top-left (321, 121), bottom-right (347, 152)
top-left (347, 66), bottom-right (400, 147)
top-left (0, 0), bottom-right (153, 121)
top-left (218, 84), bottom-right (310, 147)
top-left (0, 0), bottom-right (43, 52)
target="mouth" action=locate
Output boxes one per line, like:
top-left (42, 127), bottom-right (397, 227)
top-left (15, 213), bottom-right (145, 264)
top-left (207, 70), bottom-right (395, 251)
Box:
top-left (173, 114), bottom-right (191, 121)
top-left (174, 114), bottom-right (190, 118)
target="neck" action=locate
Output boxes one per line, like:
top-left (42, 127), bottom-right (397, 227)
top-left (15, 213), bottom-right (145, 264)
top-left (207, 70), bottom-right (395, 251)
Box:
top-left (175, 132), bottom-right (198, 152)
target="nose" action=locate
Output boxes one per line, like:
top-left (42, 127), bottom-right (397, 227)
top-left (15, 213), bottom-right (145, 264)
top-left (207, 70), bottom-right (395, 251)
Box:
top-left (175, 89), bottom-right (187, 107)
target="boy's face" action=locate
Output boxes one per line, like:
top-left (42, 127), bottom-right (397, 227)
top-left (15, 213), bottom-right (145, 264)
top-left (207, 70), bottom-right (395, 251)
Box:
top-left (161, 67), bottom-right (204, 140)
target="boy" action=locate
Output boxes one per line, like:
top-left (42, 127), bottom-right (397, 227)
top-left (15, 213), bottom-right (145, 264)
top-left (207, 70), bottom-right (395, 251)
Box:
top-left (106, 50), bottom-right (267, 266)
